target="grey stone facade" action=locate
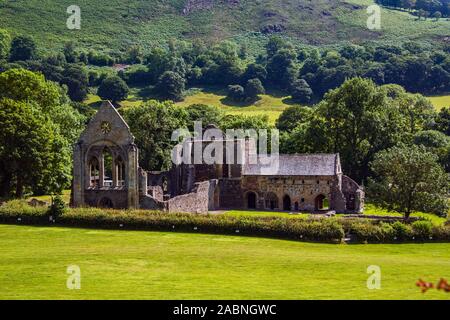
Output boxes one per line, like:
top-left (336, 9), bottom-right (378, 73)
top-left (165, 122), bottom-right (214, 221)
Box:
top-left (72, 101), bottom-right (364, 214)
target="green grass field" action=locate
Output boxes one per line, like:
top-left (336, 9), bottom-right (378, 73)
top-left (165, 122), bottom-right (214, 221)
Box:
top-left (0, 224), bottom-right (449, 300)
top-left (86, 88), bottom-right (449, 126)
top-left (428, 95), bottom-right (450, 111)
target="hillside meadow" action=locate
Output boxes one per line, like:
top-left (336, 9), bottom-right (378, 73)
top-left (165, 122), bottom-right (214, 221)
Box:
top-left (85, 89), bottom-right (450, 125)
top-left (0, 0), bottom-right (448, 54)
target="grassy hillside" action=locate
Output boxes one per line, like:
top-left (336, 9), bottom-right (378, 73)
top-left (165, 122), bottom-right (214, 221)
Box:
top-left (0, 0), bottom-right (448, 54)
top-left (0, 224), bottom-right (449, 299)
top-left (428, 95), bottom-right (450, 111)
top-left (85, 87), bottom-right (449, 125)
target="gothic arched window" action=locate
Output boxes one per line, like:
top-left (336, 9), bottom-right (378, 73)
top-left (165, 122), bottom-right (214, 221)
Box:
top-left (116, 156), bottom-right (125, 187)
top-left (89, 157), bottom-right (100, 187)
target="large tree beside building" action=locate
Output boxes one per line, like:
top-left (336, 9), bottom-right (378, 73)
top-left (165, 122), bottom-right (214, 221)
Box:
top-left (280, 78), bottom-right (436, 182)
top-left (368, 145), bottom-right (449, 218)
top-left (0, 69), bottom-right (85, 196)
top-left (0, 99), bottom-right (71, 197)
top-left (122, 100), bottom-right (188, 171)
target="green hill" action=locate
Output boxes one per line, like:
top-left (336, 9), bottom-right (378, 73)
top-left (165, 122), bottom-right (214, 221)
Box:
top-left (0, 0), bottom-right (448, 54)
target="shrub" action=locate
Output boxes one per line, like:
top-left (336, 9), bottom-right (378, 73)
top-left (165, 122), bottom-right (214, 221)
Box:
top-left (351, 221), bottom-right (396, 242)
top-left (48, 195), bottom-right (67, 219)
top-left (412, 220), bottom-right (433, 240)
top-left (245, 78), bottom-right (265, 101)
top-left (97, 76), bottom-right (129, 103)
top-left (431, 225), bottom-right (450, 241)
top-left (392, 221), bottom-right (413, 240)
top-left (227, 85), bottom-right (245, 102)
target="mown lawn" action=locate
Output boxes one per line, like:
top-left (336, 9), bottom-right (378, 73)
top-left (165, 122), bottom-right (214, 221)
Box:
top-left (0, 224), bottom-right (449, 300)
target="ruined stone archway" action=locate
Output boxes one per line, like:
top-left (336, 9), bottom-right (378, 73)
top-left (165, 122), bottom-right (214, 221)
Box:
top-left (283, 195), bottom-right (291, 211)
top-left (315, 194), bottom-right (329, 211)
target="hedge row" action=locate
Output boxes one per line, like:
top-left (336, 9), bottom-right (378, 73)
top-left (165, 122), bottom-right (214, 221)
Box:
top-left (0, 201), bottom-right (448, 244)
top-left (347, 220), bottom-right (450, 243)
top-left (0, 202), bottom-right (344, 243)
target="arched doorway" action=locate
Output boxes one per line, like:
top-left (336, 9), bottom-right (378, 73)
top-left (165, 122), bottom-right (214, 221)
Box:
top-left (99, 197), bottom-right (114, 208)
top-left (247, 192), bottom-right (257, 209)
top-left (265, 192), bottom-right (278, 210)
top-left (283, 195), bottom-right (291, 211)
top-left (315, 194), bottom-right (330, 211)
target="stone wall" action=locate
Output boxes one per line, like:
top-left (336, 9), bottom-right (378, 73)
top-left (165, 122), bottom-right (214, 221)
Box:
top-left (84, 189), bottom-right (128, 209)
top-left (140, 181), bottom-right (211, 214)
top-left (167, 181), bottom-right (210, 214)
top-left (219, 178), bottom-right (244, 209)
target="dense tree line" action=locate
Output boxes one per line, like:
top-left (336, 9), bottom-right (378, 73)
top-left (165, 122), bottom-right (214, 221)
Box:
top-left (0, 30), bottom-right (448, 106)
top-left (376, 0), bottom-right (450, 17)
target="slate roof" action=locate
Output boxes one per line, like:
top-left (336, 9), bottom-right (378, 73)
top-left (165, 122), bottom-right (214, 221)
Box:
top-left (243, 154), bottom-right (340, 176)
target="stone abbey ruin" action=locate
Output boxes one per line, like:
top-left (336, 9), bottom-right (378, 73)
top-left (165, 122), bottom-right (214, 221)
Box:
top-left (72, 101), bottom-right (364, 214)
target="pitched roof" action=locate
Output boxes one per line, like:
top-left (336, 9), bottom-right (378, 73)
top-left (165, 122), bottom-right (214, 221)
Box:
top-left (243, 154), bottom-right (340, 176)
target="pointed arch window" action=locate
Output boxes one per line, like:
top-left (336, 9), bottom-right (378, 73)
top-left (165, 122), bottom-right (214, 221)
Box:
top-left (89, 157), bottom-right (100, 187)
top-left (116, 156), bottom-right (125, 187)
top-left (102, 148), bottom-right (114, 187)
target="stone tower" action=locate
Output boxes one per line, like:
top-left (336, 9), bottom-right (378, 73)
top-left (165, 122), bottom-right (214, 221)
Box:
top-left (72, 101), bottom-right (139, 209)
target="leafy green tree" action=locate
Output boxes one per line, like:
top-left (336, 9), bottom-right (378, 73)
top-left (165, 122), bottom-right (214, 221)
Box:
top-left (292, 78), bottom-right (413, 181)
top-left (227, 84), bottom-right (245, 102)
top-left (9, 35), bottom-right (37, 61)
top-left (122, 100), bottom-right (188, 170)
top-left (242, 63), bottom-right (267, 83)
top-left (61, 64), bottom-right (89, 102)
top-left (156, 71), bottom-right (185, 101)
top-left (245, 78), bottom-right (265, 101)
top-left (266, 36), bottom-right (289, 57)
top-left (266, 49), bottom-right (298, 89)
top-left (126, 44), bottom-right (143, 64)
top-left (276, 106), bottom-right (313, 132)
top-left (145, 47), bottom-right (171, 83)
top-left (0, 98), bottom-right (71, 197)
top-left (368, 145), bottom-right (449, 218)
top-left (434, 107), bottom-right (450, 135)
top-left (220, 114), bottom-right (271, 131)
top-left (290, 79), bottom-right (313, 103)
top-left (185, 104), bottom-right (224, 130)
top-left (0, 29), bottom-right (11, 60)
top-left (97, 76), bottom-right (129, 103)
top-left (0, 68), bottom-right (85, 144)
top-left (63, 42), bottom-right (78, 63)
top-left (413, 130), bottom-right (450, 171)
